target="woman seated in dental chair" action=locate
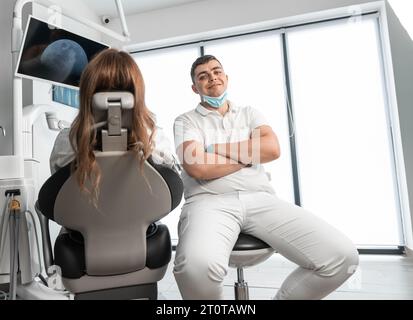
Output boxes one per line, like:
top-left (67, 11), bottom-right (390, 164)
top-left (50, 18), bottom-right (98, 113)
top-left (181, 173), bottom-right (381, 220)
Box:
top-left (50, 48), bottom-right (180, 178)
top-left (46, 47), bottom-right (181, 245)
top-left (37, 48), bottom-right (182, 299)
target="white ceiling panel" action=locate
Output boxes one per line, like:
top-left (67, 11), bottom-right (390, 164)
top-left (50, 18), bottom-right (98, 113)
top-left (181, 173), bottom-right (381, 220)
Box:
top-left (86, 0), bottom-right (206, 17)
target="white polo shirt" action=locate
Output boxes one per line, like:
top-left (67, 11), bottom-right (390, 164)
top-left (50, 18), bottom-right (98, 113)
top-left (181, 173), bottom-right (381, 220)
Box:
top-left (174, 101), bottom-right (275, 202)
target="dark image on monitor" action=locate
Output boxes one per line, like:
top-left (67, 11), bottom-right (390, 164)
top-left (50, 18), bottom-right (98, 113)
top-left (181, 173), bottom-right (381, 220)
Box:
top-left (16, 16), bottom-right (109, 88)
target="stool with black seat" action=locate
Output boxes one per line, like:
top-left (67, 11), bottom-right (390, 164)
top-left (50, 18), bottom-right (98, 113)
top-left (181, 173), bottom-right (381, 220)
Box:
top-left (229, 233), bottom-right (275, 300)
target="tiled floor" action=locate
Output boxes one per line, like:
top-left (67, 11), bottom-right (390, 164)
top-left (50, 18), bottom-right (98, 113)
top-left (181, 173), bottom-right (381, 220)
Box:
top-left (158, 253), bottom-right (413, 300)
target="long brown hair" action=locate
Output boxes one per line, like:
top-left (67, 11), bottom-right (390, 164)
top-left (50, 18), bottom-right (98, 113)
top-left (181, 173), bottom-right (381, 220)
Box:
top-left (69, 48), bottom-right (156, 202)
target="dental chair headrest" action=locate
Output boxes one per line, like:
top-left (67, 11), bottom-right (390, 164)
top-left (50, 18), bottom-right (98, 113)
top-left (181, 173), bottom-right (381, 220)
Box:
top-left (91, 91), bottom-right (135, 151)
top-left (91, 91), bottom-right (134, 130)
top-left (92, 92), bottom-right (134, 111)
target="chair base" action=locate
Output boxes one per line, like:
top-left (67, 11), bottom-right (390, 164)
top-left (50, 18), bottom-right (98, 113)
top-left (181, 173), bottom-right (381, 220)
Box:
top-left (74, 283), bottom-right (158, 300)
top-left (234, 281), bottom-right (249, 300)
top-left (234, 267), bottom-right (249, 300)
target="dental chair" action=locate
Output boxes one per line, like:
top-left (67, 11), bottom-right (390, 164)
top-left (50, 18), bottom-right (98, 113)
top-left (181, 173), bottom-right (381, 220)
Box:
top-left (230, 234), bottom-right (275, 300)
top-left (35, 92), bottom-right (183, 300)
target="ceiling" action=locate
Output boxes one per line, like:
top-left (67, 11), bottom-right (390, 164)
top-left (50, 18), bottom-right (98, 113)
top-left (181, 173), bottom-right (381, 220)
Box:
top-left (79, 1), bottom-right (413, 41)
top-left (86, 0), bottom-right (206, 17)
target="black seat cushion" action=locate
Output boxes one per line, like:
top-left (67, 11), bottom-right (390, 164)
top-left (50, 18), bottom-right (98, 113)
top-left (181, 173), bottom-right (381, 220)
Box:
top-left (54, 224), bottom-right (172, 279)
top-left (233, 233), bottom-right (271, 251)
top-left (38, 164), bottom-right (71, 221)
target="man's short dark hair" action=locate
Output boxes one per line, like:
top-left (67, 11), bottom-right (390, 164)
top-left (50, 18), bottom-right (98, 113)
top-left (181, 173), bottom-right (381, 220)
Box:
top-left (190, 55), bottom-right (222, 84)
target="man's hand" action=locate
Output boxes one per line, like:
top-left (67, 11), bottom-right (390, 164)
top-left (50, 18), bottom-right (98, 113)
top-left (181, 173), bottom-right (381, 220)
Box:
top-left (177, 140), bottom-right (246, 180)
top-left (209, 125), bottom-right (280, 165)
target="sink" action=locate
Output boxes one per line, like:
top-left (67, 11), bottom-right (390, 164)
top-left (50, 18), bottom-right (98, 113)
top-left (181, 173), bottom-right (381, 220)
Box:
top-left (0, 156), bottom-right (24, 180)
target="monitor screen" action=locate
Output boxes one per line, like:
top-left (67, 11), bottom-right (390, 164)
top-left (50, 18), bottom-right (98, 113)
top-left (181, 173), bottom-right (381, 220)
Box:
top-left (15, 16), bottom-right (109, 89)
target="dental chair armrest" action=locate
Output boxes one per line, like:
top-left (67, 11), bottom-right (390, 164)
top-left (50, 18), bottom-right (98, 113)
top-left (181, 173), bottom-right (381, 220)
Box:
top-left (35, 200), bottom-right (54, 274)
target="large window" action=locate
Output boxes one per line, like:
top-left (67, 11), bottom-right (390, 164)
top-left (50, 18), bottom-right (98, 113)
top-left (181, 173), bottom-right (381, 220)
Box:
top-left (134, 46), bottom-right (200, 140)
top-left (286, 17), bottom-right (401, 247)
top-left (132, 14), bottom-right (404, 249)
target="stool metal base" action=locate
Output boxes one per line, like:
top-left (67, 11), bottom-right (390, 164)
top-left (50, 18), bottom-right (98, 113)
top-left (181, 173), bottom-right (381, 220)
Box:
top-left (234, 281), bottom-right (249, 300)
top-left (234, 267), bottom-right (249, 300)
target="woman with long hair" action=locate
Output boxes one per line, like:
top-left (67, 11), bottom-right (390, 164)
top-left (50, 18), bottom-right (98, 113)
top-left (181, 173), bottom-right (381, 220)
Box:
top-left (50, 48), bottom-right (179, 200)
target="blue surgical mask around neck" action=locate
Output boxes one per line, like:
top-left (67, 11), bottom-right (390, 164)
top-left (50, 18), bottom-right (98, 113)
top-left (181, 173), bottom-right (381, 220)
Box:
top-left (201, 91), bottom-right (228, 108)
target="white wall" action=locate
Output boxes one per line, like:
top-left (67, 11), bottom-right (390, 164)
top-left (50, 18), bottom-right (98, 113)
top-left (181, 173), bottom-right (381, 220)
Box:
top-left (385, 2), bottom-right (413, 250)
top-left (388, 0), bottom-right (413, 40)
top-left (32, 0), bottom-right (102, 41)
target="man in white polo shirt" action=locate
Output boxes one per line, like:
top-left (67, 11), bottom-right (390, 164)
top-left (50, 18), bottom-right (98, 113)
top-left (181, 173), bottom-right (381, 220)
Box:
top-left (173, 55), bottom-right (359, 300)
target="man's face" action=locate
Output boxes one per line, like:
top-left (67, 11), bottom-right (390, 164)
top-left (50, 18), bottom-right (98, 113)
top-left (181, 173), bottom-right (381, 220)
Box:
top-left (192, 60), bottom-right (228, 97)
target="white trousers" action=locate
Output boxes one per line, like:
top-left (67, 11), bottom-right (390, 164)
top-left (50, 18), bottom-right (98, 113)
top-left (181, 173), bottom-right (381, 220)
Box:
top-left (173, 191), bottom-right (359, 300)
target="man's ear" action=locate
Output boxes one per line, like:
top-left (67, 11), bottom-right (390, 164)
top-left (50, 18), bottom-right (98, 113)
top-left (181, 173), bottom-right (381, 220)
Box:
top-left (192, 84), bottom-right (199, 94)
